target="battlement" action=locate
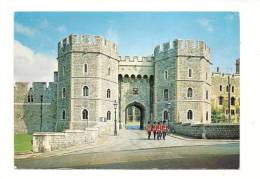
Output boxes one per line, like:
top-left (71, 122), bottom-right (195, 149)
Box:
top-left (14, 81), bottom-right (57, 103)
top-left (58, 34), bottom-right (118, 58)
top-left (119, 56), bottom-right (154, 62)
top-left (154, 39), bottom-right (211, 61)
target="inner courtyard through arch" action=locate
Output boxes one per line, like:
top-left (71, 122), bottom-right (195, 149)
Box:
top-left (125, 105), bottom-right (144, 129)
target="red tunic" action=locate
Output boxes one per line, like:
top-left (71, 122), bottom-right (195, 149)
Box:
top-left (162, 124), bottom-right (168, 132)
top-left (156, 124), bottom-right (161, 133)
top-left (152, 124), bottom-right (157, 132)
top-left (146, 124), bottom-right (152, 132)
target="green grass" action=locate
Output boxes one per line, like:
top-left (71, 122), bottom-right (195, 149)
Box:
top-left (14, 134), bottom-right (33, 153)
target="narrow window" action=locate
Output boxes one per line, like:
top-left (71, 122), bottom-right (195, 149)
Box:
top-left (163, 111), bottom-right (168, 120)
top-left (31, 95), bottom-right (33, 102)
top-left (220, 85), bottom-right (222, 92)
top-left (232, 86), bottom-right (234, 93)
top-left (164, 89), bottom-right (169, 100)
top-left (82, 109), bottom-right (88, 120)
top-left (84, 64), bottom-right (88, 73)
top-left (231, 110), bottom-right (235, 115)
top-left (226, 85), bottom-right (229, 92)
top-left (187, 88), bottom-right (192, 98)
top-left (187, 110), bottom-right (193, 120)
top-left (62, 88), bottom-right (66, 98)
top-left (188, 69), bottom-right (192, 77)
top-left (28, 95), bottom-right (30, 103)
top-left (62, 110), bottom-right (66, 120)
top-left (164, 70), bottom-right (168, 79)
top-left (83, 86), bottom-right (89, 96)
top-left (107, 111), bottom-right (111, 120)
top-left (231, 97), bottom-right (235, 106)
top-left (206, 90), bottom-right (208, 100)
top-left (206, 111), bottom-right (208, 121)
top-left (108, 67), bottom-right (111, 75)
top-left (219, 96), bottom-right (224, 105)
top-left (107, 89), bottom-right (111, 98)
top-left (63, 66), bottom-right (65, 76)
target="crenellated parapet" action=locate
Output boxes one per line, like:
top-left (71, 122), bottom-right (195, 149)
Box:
top-left (14, 81), bottom-right (57, 103)
top-left (119, 56), bottom-right (154, 62)
top-left (58, 34), bottom-right (119, 59)
top-left (154, 39), bottom-right (211, 61)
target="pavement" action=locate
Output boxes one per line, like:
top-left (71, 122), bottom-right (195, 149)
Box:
top-left (15, 128), bottom-right (239, 160)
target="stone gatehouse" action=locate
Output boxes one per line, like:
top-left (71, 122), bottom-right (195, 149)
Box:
top-left (14, 33), bottom-right (239, 133)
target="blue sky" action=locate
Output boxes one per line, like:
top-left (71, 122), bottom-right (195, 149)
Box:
top-left (14, 12), bottom-right (239, 82)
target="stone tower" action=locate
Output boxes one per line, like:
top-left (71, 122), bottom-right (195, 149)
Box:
top-left (56, 34), bottom-right (119, 131)
top-left (175, 40), bottom-right (211, 123)
top-left (236, 58), bottom-right (240, 74)
top-left (154, 40), bottom-right (211, 123)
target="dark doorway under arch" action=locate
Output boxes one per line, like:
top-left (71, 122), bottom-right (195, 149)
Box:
top-left (125, 102), bottom-right (145, 129)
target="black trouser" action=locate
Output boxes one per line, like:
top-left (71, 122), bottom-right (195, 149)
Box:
top-left (153, 131), bottom-right (156, 140)
top-left (163, 132), bottom-right (167, 140)
top-left (157, 132), bottom-right (161, 140)
top-left (148, 131), bottom-right (151, 139)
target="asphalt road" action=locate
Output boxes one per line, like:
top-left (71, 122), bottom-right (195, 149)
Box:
top-left (15, 143), bottom-right (239, 169)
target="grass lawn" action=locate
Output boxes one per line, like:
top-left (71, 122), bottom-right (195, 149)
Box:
top-left (14, 134), bottom-right (33, 153)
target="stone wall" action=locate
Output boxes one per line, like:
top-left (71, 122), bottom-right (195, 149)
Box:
top-left (14, 81), bottom-right (57, 134)
top-left (33, 121), bottom-right (113, 152)
top-left (170, 122), bottom-right (239, 139)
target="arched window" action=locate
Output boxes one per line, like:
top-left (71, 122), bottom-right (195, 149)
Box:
top-left (107, 111), bottom-right (111, 120)
top-left (164, 89), bottom-right (169, 100)
top-left (206, 90), bottom-right (208, 100)
top-left (62, 88), bottom-right (66, 98)
top-left (62, 110), bottom-right (66, 120)
top-left (220, 85), bottom-right (222, 92)
top-left (187, 110), bottom-right (193, 120)
top-left (226, 85), bottom-right (229, 92)
top-left (231, 97), bottom-right (235, 106)
top-left (206, 111), bottom-right (208, 121)
top-left (187, 88), bottom-right (192, 98)
top-left (219, 96), bottom-right (224, 105)
top-left (188, 69), bottom-right (192, 77)
top-left (164, 70), bottom-right (168, 79)
top-left (84, 64), bottom-right (88, 73)
top-left (163, 111), bottom-right (168, 120)
top-left (232, 86), bottom-right (234, 93)
top-left (107, 89), bottom-right (111, 98)
top-left (82, 109), bottom-right (88, 120)
top-left (83, 86), bottom-right (89, 96)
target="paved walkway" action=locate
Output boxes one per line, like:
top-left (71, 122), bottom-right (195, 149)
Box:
top-left (15, 128), bottom-right (239, 159)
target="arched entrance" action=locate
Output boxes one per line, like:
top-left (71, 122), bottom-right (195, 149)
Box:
top-left (125, 102), bottom-right (145, 129)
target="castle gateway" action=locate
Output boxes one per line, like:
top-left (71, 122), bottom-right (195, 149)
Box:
top-left (15, 34), bottom-right (216, 133)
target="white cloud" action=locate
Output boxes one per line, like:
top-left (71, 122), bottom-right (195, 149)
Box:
top-left (14, 40), bottom-right (57, 83)
top-left (14, 22), bottom-right (36, 37)
top-left (198, 18), bottom-right (214, 32)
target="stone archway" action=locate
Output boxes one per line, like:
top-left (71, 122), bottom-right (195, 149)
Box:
top-left (125, 102), bottom-right (145, 129)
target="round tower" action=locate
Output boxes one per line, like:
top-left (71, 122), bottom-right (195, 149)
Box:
top-left (56, 34), bottom-right (119, 131)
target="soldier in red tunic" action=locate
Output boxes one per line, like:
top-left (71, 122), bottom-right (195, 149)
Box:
top-left (162, 120), bottom-right (168, 140)
top-left (151, 121), bottom-right (157, 140)
top-left (146, 121), bottom-right (152, 140)
top-left (156, 122), bottom-right (162, 140)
